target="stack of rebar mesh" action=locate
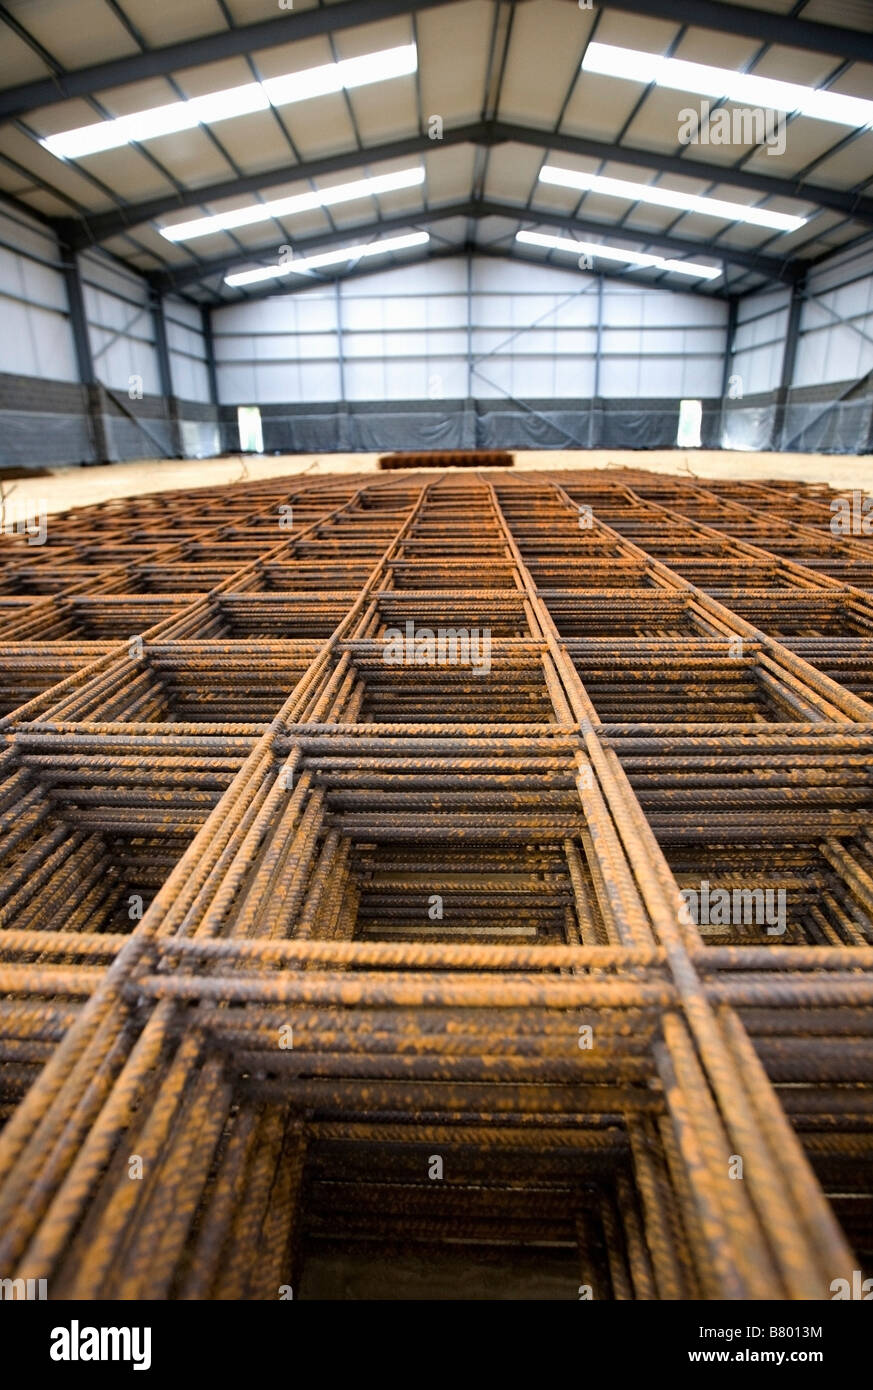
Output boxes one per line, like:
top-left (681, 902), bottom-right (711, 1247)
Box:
top-left (0, 462), bottom-right (870, 1300)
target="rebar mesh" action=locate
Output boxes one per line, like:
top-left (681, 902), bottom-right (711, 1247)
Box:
top-left (0, 464), bottom-right (871, 1300)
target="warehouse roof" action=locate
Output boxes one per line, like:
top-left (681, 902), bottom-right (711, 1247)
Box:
top-left (0, 0), bottom-right (872, 301)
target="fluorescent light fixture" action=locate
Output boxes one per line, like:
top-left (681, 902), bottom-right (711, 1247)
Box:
top-left (539, 164), bottom-right (805, 233)
top-left (224, 231), bottom-right (430, 287)
top-left (516, 229), bottom-right (721, 280)
top-left (582, 41), bottom-right (873, 131)
top-left (40, 44), bottom-right (418, 160)
top-left (161, 167), bottom-right (425, 242)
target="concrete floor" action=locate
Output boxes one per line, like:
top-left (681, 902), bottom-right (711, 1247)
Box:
top-left (8, 447), bottom-right (873, 515)
top-left (298, 1243), bottom-right (580, 1300)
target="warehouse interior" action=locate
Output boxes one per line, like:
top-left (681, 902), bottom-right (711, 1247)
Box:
top-left (0, 0), bottom-right (872, 1310)
top-left (0, 0), bottom-right (872, 465)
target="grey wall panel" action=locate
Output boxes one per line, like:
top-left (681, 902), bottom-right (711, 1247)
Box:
top-left (353, 408), bottom-right (463, 451)
top-left (101, 415), bottom-right (172, 463)
top-left (0, 408), bottom-right (94, 466)
top-left (179, 419), bottom-right (221, 459)
top-left (477, 405), bottom-right (587, 449)
top-left (721, 377), bottom-right (873, 455)
top-left (214, 397), bottom-right (724, 454)
top-left (721, 400), bottom-right (777, 452)
top-left (784, 395), bottom-right (872, 453)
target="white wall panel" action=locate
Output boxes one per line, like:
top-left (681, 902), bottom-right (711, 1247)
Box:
top-left (167, 299), bottom-right (203, 332)
top-left (425, 294), bottom-right (467, 328)
top-left (383, 296), bottom-right (427, 329)
top-left (554, 356), bottom-right (596, 397)
top-left (807, 245), bottom-right (873, 298)
top-left (384, 360), bottom-right (432, 398)
top-left (345, 361), bottom-right (385, 398)
top-left (600, 358), bottom-right (639, 396)
top-left (553, 295), bottom-right (599, 328)
top-left (171, 355), bottom-right (211, 404)
top-left (730, 286), bottom-right (791, 396)
top-left (80, 252), bottom-right (149, 304)
top-left (421, 359), bottom-right (467, 398)
top-left (514, 357), bottom-right (558, 396)
top-left (216, 363), bottom-right (257, 401)
top-left (606, 292), bottom-right (646, 327)
top-left (733, 263), bottom-right (873, 397)
top-left (794, 277), bottom-right (873, 389)
top-left (0, 202), bottom-right (78, 382)
top-left (0, 209), bottom-right (58, 266)
top-left (165, 319), bottom-right (204, 358)
top-left (80, 251), bottom-right (160, 395)
top-left (639, 359), bottom-right (681, 396)
top-left (680, 357), bottom-right (724, 396)
top-left (732, 343), bottom-right (783, 395)
top-left (473, 357), bottom-right (512, 395)
top-left (213, 255), bottom-right (730, 405)
top-left (476, 293), bottom-right (513, 327)
top-left (0, 294), bottom-right (78, 379)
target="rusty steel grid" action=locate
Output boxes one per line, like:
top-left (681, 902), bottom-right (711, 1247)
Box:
top-left (0, 464), bottom-right (871, 1300)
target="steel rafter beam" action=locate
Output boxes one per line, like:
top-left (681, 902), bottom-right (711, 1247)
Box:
top-left (60, 254), bottom-right (96, 385)
top-left (150, 196), bottom-right (796, 296)
top-left (492, 121), bottom-right (873, 228)
top-left (53, 125), bottom-right (489, 248)
top-left (592, 0), bottom-right (873, 65)
top-left (200, 305), bottom-right (218, 406)
top-left (0, 0), bottom-right (460, 123)
top-left (51, 119), bottom-right (873, 253)
top-left (152, 205), bottom-right (478, 293)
